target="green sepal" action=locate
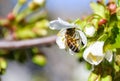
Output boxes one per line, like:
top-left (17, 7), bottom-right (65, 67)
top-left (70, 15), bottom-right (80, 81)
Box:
top-left (85, 62), bottom-right (92, 70)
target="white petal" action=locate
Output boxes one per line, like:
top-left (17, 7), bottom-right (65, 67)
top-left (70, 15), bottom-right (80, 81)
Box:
top-left (83, 45), bottom-right (91, 60)
top-left (83, 41), bottom-right (105, 65)
top-left (90, 41), bottom-right (104, 56)
top-left (105, 50), bottom-right (113, 62)
top-left (49, 18), bottom-right (75, 30)
top-left (56, 29), bottom-right (66, 49)
top-left (84, 26), bottom-right (96, 37)
top-left (76, 30), bottom-right (87, 47)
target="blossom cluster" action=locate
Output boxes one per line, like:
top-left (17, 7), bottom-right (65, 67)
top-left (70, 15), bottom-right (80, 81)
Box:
top-left (49, 18), bottom-right (113, 65)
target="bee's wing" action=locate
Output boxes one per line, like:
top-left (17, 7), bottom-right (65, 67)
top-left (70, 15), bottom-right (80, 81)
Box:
top-left (76, 30), bottom-right (87, 47)
top-left (49, 18), bottom-right (75, 30)
top-left (74, 31), bottom-right (82, 49)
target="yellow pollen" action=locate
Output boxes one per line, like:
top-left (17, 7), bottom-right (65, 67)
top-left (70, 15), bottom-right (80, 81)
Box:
top-left (88, 53), bottom-right (103, 62)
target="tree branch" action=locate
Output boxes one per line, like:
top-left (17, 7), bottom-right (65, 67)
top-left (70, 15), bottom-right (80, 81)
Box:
top-left (0, 35), bottom-right (57, 49)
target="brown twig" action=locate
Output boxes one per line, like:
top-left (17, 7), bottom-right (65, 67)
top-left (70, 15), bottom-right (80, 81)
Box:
top-left (0, 35), bottom-right (57, 49)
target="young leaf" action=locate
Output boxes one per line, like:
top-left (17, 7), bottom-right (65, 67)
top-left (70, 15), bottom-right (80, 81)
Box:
top-left (90, 2), bottom-right (106, 18)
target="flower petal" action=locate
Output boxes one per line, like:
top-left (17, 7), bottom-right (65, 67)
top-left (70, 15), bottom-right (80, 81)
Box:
top-left (90, 41), bottom-right (104, 56)
top-left (105, 50), bottom-right (113, 62)
top-left (76, 30), bottom-right (87, 47)
top-left (56, 29), bottom-right (66, 49)
top-left (87, 53), bottom-right (104, 65)
top-left (49, 18), bottom-right (75, 30)
top-left (83, 41), bottom-right (105, 65)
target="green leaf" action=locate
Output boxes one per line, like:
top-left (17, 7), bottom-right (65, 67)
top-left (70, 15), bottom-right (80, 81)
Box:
top-left (111, 29), bottom-right (120, 48)
top-left (104, 25), bottom-right (119, 51)
top-left (90, 2), bottom-right (106, 18)
top-left (104, 28), bottom-right (120, 50)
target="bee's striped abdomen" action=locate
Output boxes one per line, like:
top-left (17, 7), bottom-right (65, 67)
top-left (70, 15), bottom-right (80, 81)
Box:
top-left (65, 28), bottom-right (80, 53)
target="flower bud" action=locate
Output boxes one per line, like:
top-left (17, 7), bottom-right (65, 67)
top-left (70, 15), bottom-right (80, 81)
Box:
top-left (18, 0), bottom-right (26, 4)
top-left (40, 29), bottom-right (47, 36)
top-left (28, 2), bottom-right (38, 10)
top-left (16, 29), bottom-right (36, 39)
top-left (35, 20), bottom-right (49, 29)
top-left (84, 25), bottom-right (96, 37)
top-left (107, 2), bottom-right (117, 14)
top-left (28, 0), bottom-right (45, 10)
top-left (32, 47), bottom-right (39, 54)
top-left (32, 28), bottom-right (47, 36)
top-left (98, 19), bottom-right (107, 26)
top-left (28, 2), bottom-right (39, 10)
top-left (7, 12), bottom-right (15, 21)
top-left (32, 55), bottom-right (47, 66)
top-left (0, 58), bottom-right (7, 74)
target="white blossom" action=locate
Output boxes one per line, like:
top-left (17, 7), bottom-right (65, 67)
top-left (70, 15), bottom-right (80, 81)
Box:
top-left (83, 41), bottom-right (113, 65)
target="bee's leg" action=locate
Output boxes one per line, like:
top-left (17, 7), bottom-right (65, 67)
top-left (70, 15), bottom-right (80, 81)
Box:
top-left (75, 39), bottom-right (79, 40)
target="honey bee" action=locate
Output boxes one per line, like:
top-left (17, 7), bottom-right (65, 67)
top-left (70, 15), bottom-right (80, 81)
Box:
top-left (49, 18), bottom-right (87, 55)
top-left (65, 28), bottom-right (82, 53)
